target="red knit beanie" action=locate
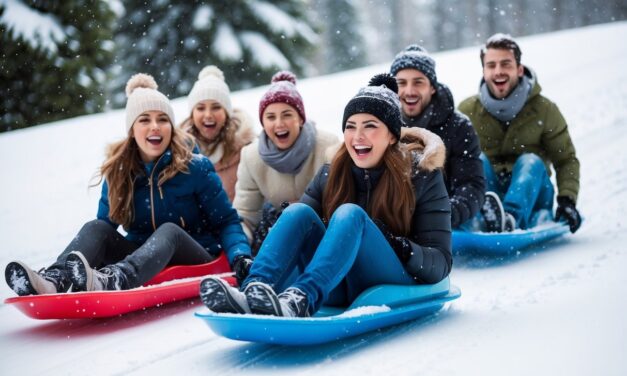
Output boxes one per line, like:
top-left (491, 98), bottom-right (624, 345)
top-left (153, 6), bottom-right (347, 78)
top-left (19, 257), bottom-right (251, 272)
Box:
top-left (258, 71), bottom-right (306, 124)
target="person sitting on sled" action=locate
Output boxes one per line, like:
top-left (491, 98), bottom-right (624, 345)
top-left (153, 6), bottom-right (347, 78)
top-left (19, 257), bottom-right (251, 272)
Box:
top-left (179, 65), bottom-right (256, 203)
top-left (232, 70), bottom-right (339, 254)
top-left (5, 73), bottom-right (252, 296)
top-left (199, 73), bottom-right (452, 318)
top-left (390, 44), bottom-right (485, 230)
top-left (458, 33), bottom-right (582, 233)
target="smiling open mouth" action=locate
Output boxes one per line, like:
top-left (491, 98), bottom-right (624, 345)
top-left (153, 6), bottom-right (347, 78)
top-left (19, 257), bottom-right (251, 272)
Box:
top-left (147, 135), bottom-right (163, 145)
top-left (202, 122), bottom-right (216, 129)
top-left (493, 77), bottom-right (508, 88)
top-left (354, 145), bottom-right (372, 156)
top-left (275, 130), bottom-right (290, 140)
top-left (403, 97), bottom-right (419, 105)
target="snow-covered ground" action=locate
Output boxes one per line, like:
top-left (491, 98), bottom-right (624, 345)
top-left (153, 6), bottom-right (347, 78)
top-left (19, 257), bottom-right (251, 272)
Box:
top-left (1, 22), bottom-right (626, 375)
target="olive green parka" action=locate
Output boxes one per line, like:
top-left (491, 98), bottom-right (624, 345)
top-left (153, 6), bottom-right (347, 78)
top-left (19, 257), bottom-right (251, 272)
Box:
top-left (458, 67), bottom-right (580, 203)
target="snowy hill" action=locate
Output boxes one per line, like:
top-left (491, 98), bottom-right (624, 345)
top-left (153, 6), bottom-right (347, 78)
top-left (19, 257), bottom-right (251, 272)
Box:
top-left (1, 22), bottom-right (626, 376)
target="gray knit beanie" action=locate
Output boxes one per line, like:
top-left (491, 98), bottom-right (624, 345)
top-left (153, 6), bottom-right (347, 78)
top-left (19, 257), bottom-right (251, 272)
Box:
top-left (390, 44), bottom-right (437, 85)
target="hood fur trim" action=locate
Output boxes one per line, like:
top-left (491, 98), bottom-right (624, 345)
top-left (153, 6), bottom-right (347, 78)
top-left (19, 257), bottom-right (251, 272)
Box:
top-left (400, 126), bottom-right (446, 172)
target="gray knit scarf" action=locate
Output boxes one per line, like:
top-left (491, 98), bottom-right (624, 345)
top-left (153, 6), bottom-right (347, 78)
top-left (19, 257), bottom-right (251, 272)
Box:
top-left (479, 75), bottom-right (532, 123)
top-left (258, 121), bottom-right (316, 174)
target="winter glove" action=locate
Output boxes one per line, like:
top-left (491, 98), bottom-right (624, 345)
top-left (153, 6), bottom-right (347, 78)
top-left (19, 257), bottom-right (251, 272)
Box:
top-left (232, 255), bottom-right (253, 286)
top-left (372, 219), bottom-right (413, 264)
top-left (449, 198), bottom-right (461, 229)
top-left (555, 196), bottom-right (582, 233)
top-left (251, 201), bottom-right (290, 255)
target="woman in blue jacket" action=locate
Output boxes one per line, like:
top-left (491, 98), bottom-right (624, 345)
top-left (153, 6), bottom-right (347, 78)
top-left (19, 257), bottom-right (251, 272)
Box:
top-left (5, 74), bottom-right (252, 295)
top-left (199, 74), bottom-right (452, 317)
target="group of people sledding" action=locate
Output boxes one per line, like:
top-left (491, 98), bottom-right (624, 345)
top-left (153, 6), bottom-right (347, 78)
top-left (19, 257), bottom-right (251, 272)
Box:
top-left (5, 34), bottom-right (582, 319)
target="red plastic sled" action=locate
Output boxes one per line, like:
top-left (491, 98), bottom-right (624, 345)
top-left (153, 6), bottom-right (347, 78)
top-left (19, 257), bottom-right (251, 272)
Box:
top-left (4, 253), bottom-right (234, 320)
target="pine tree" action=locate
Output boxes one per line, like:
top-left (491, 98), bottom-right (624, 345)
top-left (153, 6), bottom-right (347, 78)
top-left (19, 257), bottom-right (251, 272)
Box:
top-left (110, 0), bottom-right (318, 108)
top-left (0, 1), bottom-right (115, 132)
top-left (312, 0), bottom-right (367, 74)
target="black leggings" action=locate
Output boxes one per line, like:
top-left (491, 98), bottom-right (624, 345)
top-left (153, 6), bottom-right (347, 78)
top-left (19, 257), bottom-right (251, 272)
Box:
top-left (49, 219), bottom-right (216, 289)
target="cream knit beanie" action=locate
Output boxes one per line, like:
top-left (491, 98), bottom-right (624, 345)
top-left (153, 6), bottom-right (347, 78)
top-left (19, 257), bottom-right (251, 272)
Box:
top-left (187, 65), bottom-right (233, 116)
top-left (125, 73), bottom-right (175, 133)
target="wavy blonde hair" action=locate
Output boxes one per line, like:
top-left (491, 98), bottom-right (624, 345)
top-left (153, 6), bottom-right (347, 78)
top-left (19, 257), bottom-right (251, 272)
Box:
top-left (93, 125), bottom-right (193, 229)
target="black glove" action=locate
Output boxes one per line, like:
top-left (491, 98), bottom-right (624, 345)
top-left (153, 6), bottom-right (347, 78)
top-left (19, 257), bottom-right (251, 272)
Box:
top-left (251, 201), bottom-right (290, 255)
top-left (232, 255), bottom-right (253, 286)
top-left (373, 219), bottom-right (413, 263)
top-left (555, 196), bottom-right (582, 233)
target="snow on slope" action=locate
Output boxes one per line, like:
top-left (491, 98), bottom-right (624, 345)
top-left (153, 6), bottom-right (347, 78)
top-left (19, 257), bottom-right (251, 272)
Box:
top-left (1, 22), bottom-right (626, 376)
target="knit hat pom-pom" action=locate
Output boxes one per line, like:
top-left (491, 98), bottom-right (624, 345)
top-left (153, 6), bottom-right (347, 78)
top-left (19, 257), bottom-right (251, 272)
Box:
top-left (198, 65), bottom-right (225, 81)
top-left (125, 73), bottom-right (158, 97)
top-left (368, 73), bottom-right (398, 93)
top-left (405, 44), bottom-right (428, 53)
top-left (271, 71), bottom-right (297, 85)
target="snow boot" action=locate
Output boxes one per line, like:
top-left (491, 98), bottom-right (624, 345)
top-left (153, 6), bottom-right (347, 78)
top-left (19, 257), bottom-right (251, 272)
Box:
top-left (5, 261), bottom-right (63, 296)
top-left (481, 191), bottom-right (506, 233)
top-left (65, 251), bottom-right (128, 291)
top-left (199, 276), bottom-right (250, 314)
top-left (245, 282), bottom-right (309, 317)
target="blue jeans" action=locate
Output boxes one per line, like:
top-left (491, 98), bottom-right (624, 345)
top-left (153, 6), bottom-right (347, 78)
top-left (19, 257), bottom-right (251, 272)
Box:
top-left (243, 203), bottom-right (414, 315)
top-left (481, 153), bottom-right (554, 229)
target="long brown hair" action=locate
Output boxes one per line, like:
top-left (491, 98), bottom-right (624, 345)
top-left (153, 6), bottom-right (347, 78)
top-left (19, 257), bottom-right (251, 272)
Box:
top-left (180, 112), bottom-right (241, 164)
top-left (93, 126), bottom-right (193, 229)
top-left (322, 142), bottom-right (421, 236)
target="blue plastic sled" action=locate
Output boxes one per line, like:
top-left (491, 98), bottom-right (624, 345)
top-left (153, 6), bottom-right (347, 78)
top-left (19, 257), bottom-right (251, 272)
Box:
top-left (195, 277), bottom-right (460, 346)
top-left (453, 221), bottom-right (570, 256)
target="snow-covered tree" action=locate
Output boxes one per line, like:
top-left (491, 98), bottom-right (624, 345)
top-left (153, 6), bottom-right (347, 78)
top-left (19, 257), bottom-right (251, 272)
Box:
top-left (310, 0), bottom-right (366, 74)
top-left (110, 1), bottom-right (318, 108)
top-left (0, 0), bottom-right (116, 132)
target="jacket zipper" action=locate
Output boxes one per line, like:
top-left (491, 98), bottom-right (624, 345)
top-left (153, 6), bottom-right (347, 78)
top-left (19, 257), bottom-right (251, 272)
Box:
top-left (364, 169), bottom-right (371, 208)
top-left (148, 154), bottom-right (166, 231)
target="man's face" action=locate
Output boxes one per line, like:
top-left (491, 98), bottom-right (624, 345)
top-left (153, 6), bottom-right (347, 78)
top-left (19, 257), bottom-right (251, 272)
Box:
top-left (482, 48), bottom-right (524, 99)
top-left (395, 69), bottom-right (436, 118)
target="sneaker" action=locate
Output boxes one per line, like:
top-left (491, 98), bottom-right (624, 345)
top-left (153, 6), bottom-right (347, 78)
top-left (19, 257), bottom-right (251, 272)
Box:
top-left (481, 191), bottom-right (505, 233)
top-left (503, 212), bottom-right (517, 232)
top-left (245, 282), bottom-right (309, 317)
top-left (277, 287), bottom-right (310, 317)
top-left (199, 277), bottom-right (250, 314)
top-left (5, 261), bottom-right (58, 296)
top-left (65, 251), bottom-right (127, 291)
top-left (244, 281), bottom-right (282, 316)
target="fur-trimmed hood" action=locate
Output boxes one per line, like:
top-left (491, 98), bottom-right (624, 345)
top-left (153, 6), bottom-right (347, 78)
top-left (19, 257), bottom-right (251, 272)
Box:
top-left (400, 126), bottom-right (446, 172)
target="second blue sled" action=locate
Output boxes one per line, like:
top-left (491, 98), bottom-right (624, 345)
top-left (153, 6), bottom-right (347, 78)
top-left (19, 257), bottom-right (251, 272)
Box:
top-left (453, 221), bottom-right (570, 256)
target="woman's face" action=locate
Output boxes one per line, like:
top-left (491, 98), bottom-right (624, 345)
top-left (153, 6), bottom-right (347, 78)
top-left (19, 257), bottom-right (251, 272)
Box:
top-left (344, 113), bottom-right (396, 169)
top-left (132, 111), bottom-right (172, 163)
top-left (191, 100), bottom-right (227, 142)
top-left (262, 102), bottom-right (303, 150)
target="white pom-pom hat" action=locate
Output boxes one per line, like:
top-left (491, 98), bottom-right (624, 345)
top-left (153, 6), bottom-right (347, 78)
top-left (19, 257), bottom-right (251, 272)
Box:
top-left (187, 65), bottom-right (232, 116)
top-left (125, 73), bottom-right (175, 133)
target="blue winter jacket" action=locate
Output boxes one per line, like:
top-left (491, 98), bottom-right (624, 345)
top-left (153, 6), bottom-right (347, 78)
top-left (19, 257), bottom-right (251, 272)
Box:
top-left (97, 150), bottom-right (251, 264)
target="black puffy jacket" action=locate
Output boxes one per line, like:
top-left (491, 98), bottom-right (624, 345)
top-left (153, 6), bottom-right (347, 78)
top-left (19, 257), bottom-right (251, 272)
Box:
top-left (403, 83), bottom-right (485, 228)
top-left (300, 143), bottom-right (452, 284)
